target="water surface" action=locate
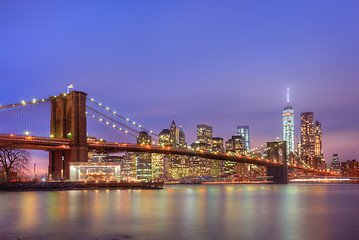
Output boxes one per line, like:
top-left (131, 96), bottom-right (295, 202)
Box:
top-left (0, 184), bottom-right (359, 240)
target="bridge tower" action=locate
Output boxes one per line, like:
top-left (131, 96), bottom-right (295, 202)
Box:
top-left (266, 141), bottom-right (288, 184)
top-left (49, 91), bottom-right (88, 180)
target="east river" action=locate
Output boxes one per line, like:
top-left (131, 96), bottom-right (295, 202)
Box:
top-left (1, 184), bottom-right (359, 240)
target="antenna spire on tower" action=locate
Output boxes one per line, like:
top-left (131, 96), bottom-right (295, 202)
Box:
top-left (286, 88), bottom-right (290, 105)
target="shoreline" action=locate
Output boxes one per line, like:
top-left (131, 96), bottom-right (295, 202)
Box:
top-left (0, 181), bottom-right (164, 191)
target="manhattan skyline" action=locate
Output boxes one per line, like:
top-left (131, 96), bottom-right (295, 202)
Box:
top-left (1, 1), bottom-right (358, 167)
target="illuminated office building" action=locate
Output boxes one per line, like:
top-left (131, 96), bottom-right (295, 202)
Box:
top-left (301, 112), bottom-right (315, 165)
top-left (197, 124), bottom-right (213, 145)
top-left (159, 129), bottom-right (170, 146)
top-left (136, 131), bottom-right (152, 180)
top-left (341, 160), bottom-right (359, 177)
top-left (283, 89), bottom-right (295, 155)
top-left (179, 126), bottom-right (186, 148)
top-left (237, 126), bottom-right (250, 151)
top-left (161, 120), bottom-right (188, 179)
top-left (330, 154), bottom-right (341, 173)
top-left (314, 120), bottom-right (323, 158)
top-left (211, 137), bottom-right (224, 177)
top-left (170, 119), bottom-right (179, 147)
top-left (224, 135), bottom-right (246, 176)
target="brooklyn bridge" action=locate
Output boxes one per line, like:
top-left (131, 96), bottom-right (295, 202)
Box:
top-left (0, 91), bottom-right (336, 183)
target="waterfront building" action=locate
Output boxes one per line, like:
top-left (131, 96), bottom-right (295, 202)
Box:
top-left (301, 112), bottom-right (315, 167)
top-left (330, 154), bottom-right (341, 173)
top-left (151, 154), bottom-right (165, 179)
top-left (69, 162), bottom-right (121, 182)
top-left (136, 131), bottom-right (152, 180)
top-left (189, 142), bottom-right (212, 177)
top-left (224, 135), bottom-right (246, 176)
top-left (121, 152), bottom-right (137, 179)
top-left (341, 160), bottom-right (359, 177)
top-left (211, 137), bottom-right (224, 177)
top-left (283, 89), bottom-right (295, 155)
top-left (237, 126), bottom-right (250, 151)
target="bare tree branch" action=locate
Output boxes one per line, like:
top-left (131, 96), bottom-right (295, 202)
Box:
top-left (0, 142), bottom-right (31, 182)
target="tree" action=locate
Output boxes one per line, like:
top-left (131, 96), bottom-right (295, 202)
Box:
top-left (0, 143), bottom-right (30, 182)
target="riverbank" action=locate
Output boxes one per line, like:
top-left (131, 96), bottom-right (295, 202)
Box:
top-left (0, 181), bottom-right (164, 191)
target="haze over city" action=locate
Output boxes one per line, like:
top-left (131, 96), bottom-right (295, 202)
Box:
top-left (1, 1), bottom-right (358, 170)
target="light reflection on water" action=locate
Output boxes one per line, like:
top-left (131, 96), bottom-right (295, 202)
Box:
top-left (1, 184), bottom-right (359, 240)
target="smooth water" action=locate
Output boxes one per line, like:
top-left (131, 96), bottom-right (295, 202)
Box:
top-left (0, 184), bottom-right (359, 240)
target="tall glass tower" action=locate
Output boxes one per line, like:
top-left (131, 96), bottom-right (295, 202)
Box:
top-left (236, 126), bottom-right (250, 151)
top-left (283, 88), bottom-right (295, 154)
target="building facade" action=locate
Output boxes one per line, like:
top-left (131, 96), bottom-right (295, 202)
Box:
top-left (283, 106), bottom-right (295, 155)
top-left (237, 126), bottom-right (250, 151)
top-left (301, 112), bottom-right (315, 166)
top-left (136, 131), bottom-right (152, 180)
top-left (330, 154), bottom-right (341, 173)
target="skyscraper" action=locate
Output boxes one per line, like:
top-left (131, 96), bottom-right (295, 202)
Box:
top-left (300, 112), bottom-right (314, 167)
top-left (330, 154), bottom-right (341, 173)
top-left (237, 126), bottom-right (250, 151)
top-left (136, 131), bottom-right (152, 180)
top-left (283, 88), bottom-right (294, 154)
top-left (169, 119), bottom-right (179, 147)
top-left (179, 126), bottom-right (186, 148)
top-left (314, 120), bottom-right (323, 158)
top-left (197, 124), bottom-right (213, 145)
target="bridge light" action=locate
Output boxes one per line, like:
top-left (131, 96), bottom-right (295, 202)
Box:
top-left (106, 122), bottom-right (109, 124)
top-left (99, 118), bottom-right (103, 121)
top-left (25, 131), bottom-right (30, 135)
top-left (85, 111), bottom-right (88, 114)
top-left (99, 103), bottom-right (102, 106)
top-left (132, 121), bottom-right (135, 124)
top-left (42, 99), bottom-right (45, 101)
top-left (126, 118), bottom-right (130, 121)
top-left (67, 133), bottom-right (72, 137)
top-left (125, 130), bottom-right (128, 133)
top-left (91, 98), bottom-right (94, 101)
top-left (113, 111), bottom-right (116, 114)
top-left (150, 131), bottom-right (153, 133)
top-left (113, 125), bottom-right (116, 127)
top-left (106, 107), bottom-right (109, 110)
top-left (22, 100), bottom-right (26, 105)
top-left (32, 99), bottom-right (36, 103)
top-left (139, 125), bottom-right (141, 128)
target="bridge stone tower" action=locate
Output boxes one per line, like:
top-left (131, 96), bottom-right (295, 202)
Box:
top-left (266, 141), bottom-right (288, 184)
top-left (49, 91), bottom-right (88, 180)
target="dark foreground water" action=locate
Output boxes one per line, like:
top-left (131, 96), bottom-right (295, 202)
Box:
top-left (1, 184), bottom-right (359, 240)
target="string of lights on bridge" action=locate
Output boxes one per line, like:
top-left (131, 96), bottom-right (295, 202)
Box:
top-left (87, 97), bottom-right (158, 139)
top-left (0, 97), bottom-right (50, 110)
top-left (86, 111), bottom-right (158, 145)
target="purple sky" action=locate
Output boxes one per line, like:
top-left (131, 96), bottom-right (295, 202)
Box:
top-left (1, 1), bottom-right (358, 172)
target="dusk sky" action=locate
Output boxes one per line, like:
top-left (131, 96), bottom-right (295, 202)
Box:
top-left (1, 1), bottom-right (358, 171)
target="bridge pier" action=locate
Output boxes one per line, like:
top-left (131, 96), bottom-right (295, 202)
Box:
top-left (49, 91), bottom-right (88, 180)
top-left (266, 141), bottom-right (288, 184)
top-left (267, 165), bottom-right (288, 184)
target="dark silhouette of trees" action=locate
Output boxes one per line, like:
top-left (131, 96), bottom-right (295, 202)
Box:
top-left (0, 143), bottom-right (30, 182)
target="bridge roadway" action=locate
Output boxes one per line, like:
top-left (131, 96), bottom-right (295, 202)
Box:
top-left (0, 134), bottom-right (335, 176)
